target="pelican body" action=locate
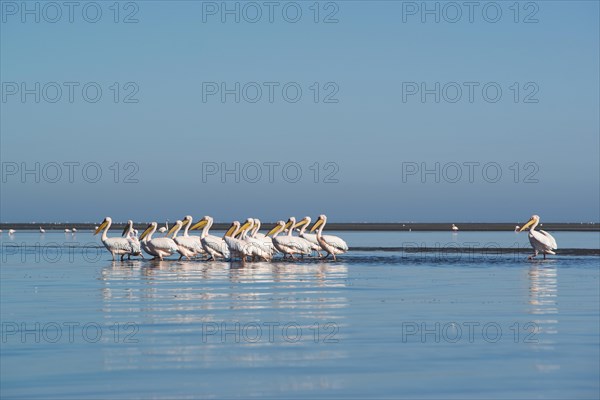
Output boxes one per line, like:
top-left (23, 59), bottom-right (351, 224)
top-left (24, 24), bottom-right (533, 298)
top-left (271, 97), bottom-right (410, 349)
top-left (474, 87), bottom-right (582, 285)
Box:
top-left (168, 219), bottom-right (203, 260)
top-left (223, 221), bottom-right (249, 260)
top-left (267, 219), bottom-right (311, 260)
top-left (518, 215), bottom-right (558, 259)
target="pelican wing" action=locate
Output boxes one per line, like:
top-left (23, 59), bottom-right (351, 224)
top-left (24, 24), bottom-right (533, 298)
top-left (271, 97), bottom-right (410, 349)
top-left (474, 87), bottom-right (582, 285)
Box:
top-left (104, 238), bottom-right (132, 252)
top-left (150, 237), bottom-right (179, 253)
top-left (322, 234), bottom-right (348, 252)
top-left (225, 237), bottom-right (247, 254)
top-left (538, 230), bottom-right (558, 250)
top-left (245, 238), bottom-right (274, 258)
top-left (275, 237), bottom-right (311, 254)
top-left (203, 235), bottom-right (230, 258)
top-left (175, 236), bottom-right (204, 253)
top-left (300, 233), bottom-right (321, 250)
top-left (127, 237), bottom-right (142, 254)
top-left (529, 230), bottom-right (557, 252)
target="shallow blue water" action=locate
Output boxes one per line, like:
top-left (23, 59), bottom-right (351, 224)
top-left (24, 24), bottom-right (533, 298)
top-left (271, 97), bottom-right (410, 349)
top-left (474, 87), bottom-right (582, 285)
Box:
top-left (1, 232), bottom-right (599, 399)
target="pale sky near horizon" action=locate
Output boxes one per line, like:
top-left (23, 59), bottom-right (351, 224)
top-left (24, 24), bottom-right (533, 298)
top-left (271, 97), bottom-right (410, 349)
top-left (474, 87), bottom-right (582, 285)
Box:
top-left (1, 1), bottom-right (599, 223)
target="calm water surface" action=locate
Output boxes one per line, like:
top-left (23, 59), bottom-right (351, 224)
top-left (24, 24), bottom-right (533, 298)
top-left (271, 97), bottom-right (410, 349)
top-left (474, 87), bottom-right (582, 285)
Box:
top-left (1, 231), bottom-right (599, 399)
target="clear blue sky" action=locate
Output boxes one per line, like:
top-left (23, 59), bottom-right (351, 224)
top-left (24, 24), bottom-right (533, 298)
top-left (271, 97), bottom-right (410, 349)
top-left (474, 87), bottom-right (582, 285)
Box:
top-left (1, 1), bottom-right (598, 222)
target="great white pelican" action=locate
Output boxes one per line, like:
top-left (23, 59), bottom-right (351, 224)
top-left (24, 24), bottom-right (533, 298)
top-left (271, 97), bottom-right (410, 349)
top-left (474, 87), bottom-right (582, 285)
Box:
top-left (94, 217), bottom-right (134, 261)
top-left (310, 214), bottom-right (348, 261)
top-left (518, 215), bottom-right (558, 259)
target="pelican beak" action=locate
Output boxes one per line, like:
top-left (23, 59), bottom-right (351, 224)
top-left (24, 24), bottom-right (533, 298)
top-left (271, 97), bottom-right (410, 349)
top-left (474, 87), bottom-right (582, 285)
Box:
top-left (236, 221), bottom-right (251, 237)
top-left (224, 224), bottom-right (236, 237)
top-left (266, 225), bottom-right (282, 237)
top-left (139, 225), bottom-right (152, 240)
top-left (310, 218), bottom-right (324, 233)
top-left (190, 219), bottom-right (208, 230)
top-left (518, 218), bottom-right (535, 232)
top-left (293, 219), bottom-right (308, 229)
top-left (94, 220), bottom-right (108, 235)
top-left (121, 224), bottom-right (129, 237)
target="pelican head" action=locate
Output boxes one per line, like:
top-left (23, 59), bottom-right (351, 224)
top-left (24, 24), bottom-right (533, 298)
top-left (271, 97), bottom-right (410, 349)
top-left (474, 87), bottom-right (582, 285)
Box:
top-left (139, 222), bottom-right (157, 240)
top-left (236, 218), bottom-right (254, 238)
top-left (283, 217), bottom-right (296, 232)
top-left (266, 221), bottom-right (285, 237)
top-left (190, 216), bottom-right (209, 231)
top-left (293, 216), bottom-right (311, 230)
top-left (518, 215), bottom-right (540, 232)
top-left (310, 214), bottom-right (327, 232)
top-left (94, 217), bottom-right (111, 235)
top-left (168, 220), bottom-right (183, 236)
top-left (224, 221), bottom-right (240, 238)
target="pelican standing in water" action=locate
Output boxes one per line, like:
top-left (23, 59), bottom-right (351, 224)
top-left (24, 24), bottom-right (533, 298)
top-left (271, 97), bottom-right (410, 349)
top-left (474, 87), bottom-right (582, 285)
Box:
top-left (191, 216), bottom-right (230, 261)
top-left (167, 220), bottom-right (200, 260)
top-left (518, 215), bottom-right (558, 259)
top-left (122, 220), bottom-right (144, 259)
top-left (180, 215), bottom-right (205, 257)
top-left (451, 224), bottom-right (459, 232)
top-left (267, 219), bottom-right (310, 260)
top-left (223, 221), bottom-right (249, 260)
top-left (294, 216), bottom-right (323, 256)
top-left (250, 218), bottom-right (277, 255)
top-left (238, 218), bottom-right (273, 261)
top-left (94, 217), bottom-right (134, 261)
top-left (310, 214), bottom-right (348, 261)
top-left (39, 227), bottom-right (45, 233)
top-left (139, 222), bottom-right (179, 260)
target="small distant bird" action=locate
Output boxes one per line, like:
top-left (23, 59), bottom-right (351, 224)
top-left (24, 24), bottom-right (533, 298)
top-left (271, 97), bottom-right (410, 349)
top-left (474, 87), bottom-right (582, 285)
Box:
top-left (158, 220), bottom-right (169, 234)
top-left (65, 229), bottom-right (71, 233)
top-left (514, 225), bottom-right (520, 232)
top-left (39, 227), bottom-right (45, 233)
top-left (72, 228), bottom-right (77, 233)
top-left (451, 224), bottom-right (459, 232)
top-left (8, 229), bottom-right (16, 235)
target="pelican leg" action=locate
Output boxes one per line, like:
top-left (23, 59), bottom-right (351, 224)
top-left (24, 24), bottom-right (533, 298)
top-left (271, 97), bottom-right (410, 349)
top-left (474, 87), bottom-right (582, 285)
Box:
top-left (332, 253), bottom-right (337, 261)
top-left (111, 253), bottom-right (116, 261)
top-left (528, 250), bottom-right (538, 260)
top-left (120, 254), bottom-right (125, 261)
